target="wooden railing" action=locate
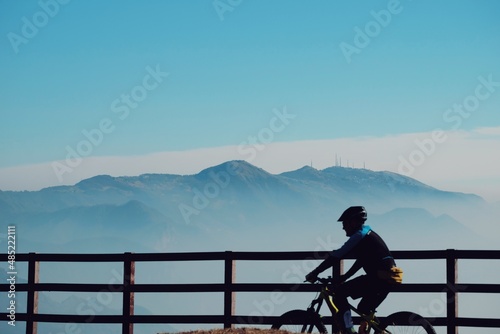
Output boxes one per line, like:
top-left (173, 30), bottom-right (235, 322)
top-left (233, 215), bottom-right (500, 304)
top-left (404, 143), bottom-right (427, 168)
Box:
top-left (1, 249), bottom-right (500, 334)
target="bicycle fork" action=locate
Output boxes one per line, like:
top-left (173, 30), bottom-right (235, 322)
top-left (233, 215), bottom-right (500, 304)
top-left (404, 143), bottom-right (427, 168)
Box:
top-left (322, 290), bottom-right (386, 334)
top-left (321, 289), bottom-right (345, 333)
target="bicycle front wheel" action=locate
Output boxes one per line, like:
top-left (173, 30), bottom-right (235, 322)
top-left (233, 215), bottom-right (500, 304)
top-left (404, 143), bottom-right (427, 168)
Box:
top-left (271, 309), bottom-right (328, 334)
top-left (379, 311), bottom-right (436, 334)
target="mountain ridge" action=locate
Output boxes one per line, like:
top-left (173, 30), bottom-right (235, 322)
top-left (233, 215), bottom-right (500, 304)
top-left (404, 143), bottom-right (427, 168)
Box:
top-left (0, 160), bottom-right (484, 201)
top-left (0, 160), bottom-right (486, 218)
top-left (0, 160), bottom-right (494, 253)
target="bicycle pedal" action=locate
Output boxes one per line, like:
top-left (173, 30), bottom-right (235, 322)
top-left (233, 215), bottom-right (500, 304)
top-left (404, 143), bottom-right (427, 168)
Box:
top-left (358, 320), bottom-right (369, 334)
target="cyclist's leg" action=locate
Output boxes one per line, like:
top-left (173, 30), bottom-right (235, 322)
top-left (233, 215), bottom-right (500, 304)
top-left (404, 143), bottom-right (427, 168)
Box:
top-left (335, 275), bottom-right (371, 332)
top-left (357, 279), bottom-right (390, 315)
top-left (356, 279), bottom-right (390, 333)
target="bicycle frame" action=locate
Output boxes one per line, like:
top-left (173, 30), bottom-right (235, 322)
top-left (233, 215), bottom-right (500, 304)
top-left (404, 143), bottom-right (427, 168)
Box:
top-left (308, 281), bottom-right (389, 334)
top-left (274, 278), bottom-right (434, 334)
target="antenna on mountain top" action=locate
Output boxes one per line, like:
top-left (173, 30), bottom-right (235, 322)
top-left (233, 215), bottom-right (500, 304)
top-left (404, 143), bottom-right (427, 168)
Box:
top-left (334, 154), bottom-right (346, 167)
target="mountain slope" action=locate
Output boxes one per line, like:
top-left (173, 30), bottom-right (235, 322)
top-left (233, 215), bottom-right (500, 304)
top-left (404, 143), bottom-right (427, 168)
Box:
top-left (0, 160), bottom-right (492, 252)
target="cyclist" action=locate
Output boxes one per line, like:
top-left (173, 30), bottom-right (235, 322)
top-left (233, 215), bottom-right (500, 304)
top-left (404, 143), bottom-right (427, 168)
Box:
top-left (305, 206), bottom-right (401, 334)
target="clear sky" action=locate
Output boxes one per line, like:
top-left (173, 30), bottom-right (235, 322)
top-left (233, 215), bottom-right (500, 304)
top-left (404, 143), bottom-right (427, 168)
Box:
top-left (1, 0), bottom-right (500, 201)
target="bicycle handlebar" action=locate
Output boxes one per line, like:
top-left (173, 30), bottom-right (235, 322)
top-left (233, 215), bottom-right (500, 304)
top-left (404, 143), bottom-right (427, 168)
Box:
top-left (317, 277), bottom-right (334, 284)
top-left (304, 276), bottom-right (336, 285)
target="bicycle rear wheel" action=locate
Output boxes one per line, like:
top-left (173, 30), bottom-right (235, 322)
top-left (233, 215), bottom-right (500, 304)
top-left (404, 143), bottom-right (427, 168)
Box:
top-left (271, 309), bottom-right (328, 334)
top-left (378, 311), bottom-right (436, 334)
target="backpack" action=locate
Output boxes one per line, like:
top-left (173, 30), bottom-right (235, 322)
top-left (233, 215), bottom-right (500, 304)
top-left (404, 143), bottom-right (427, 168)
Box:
top-left (377, 266), bottom-right (404, 284)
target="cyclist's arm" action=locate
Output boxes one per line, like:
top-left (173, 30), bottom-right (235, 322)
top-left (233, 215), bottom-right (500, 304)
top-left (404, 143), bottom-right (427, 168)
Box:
top-left (330, 225), bottom-right (370, 258)
top-left (308, 228), bottom-right (367, 277)
top-left (342, 259), bottom-right (362, 281)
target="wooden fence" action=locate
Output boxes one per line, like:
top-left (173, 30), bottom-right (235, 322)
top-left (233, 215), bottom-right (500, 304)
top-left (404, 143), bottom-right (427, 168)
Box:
top-left (1, 249), bottom-right (500, 334)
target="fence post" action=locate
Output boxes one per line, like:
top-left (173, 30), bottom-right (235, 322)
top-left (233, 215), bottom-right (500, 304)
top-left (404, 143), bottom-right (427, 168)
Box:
top-left (446, 249), bottom-right (458, 334)
top-left (332, 258), bottom-right (344, 279)
top-left (224, 251), bottom-right (236, 328)
top-left (26, 252), bottom-right (39, 334)
top-left (122, 252), bottom-right (135, 334)
top-left (331, 258), bottom-right (343, 333)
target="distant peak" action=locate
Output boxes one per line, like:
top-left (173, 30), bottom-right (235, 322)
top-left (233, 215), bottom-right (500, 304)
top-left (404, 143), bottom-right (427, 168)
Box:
top-left (197, 160), bottom-right (271, 178)
top-left (298, 165), bottom-right (318, 171)
top-left (199, 160), bottom-right (246, 172)
top-left (75, 175), bottom-right (115, 187)
top-left (280, 165), bottom-right (323, 180)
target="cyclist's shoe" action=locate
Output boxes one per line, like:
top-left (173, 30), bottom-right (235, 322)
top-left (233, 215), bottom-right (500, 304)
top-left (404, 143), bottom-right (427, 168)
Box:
top-left (345, 327), bottom-right (358, 334)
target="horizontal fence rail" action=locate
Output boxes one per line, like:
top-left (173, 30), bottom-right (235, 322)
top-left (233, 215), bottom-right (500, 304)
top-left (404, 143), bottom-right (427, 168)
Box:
top-left (1, 249), bottom-right (500, 334)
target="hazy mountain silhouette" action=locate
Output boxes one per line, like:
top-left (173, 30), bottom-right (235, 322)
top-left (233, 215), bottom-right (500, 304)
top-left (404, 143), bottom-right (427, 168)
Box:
top-left (0, 160), bottom-right (494, 253)
top-left (1, 161), bottom-right (497, 334)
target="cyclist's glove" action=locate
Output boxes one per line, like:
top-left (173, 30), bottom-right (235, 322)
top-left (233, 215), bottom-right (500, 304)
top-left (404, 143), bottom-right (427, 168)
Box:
top-left (305, 269), bottom-right (319, 283)
top-left (305, 258), bottom-right (332, 282)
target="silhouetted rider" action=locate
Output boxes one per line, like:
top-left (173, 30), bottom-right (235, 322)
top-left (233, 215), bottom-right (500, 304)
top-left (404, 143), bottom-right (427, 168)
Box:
top-left (305, 206), bottom-right (402, 334)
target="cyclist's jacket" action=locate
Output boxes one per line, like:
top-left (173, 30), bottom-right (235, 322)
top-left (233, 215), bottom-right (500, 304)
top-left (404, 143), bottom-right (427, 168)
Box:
top-left (317, 225), bottom-right (396, 278)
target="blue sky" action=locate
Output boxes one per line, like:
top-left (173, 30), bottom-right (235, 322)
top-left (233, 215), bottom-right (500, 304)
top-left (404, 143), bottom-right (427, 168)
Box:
top-left (1, 0), bottom-right (500, 201)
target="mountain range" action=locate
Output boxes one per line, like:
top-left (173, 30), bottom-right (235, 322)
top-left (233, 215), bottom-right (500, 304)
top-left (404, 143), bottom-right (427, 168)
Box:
top-left (0, 160), bottom-right (497, 253)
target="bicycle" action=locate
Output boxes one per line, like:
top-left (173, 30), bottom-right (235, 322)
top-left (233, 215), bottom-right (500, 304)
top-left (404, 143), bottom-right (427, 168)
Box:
top-left (271, 276), bottom-right (436, 334)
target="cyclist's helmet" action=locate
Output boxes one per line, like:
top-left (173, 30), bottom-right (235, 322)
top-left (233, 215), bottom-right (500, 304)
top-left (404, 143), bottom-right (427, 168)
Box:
top-left (338, 206), bottom-right (367, 222)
